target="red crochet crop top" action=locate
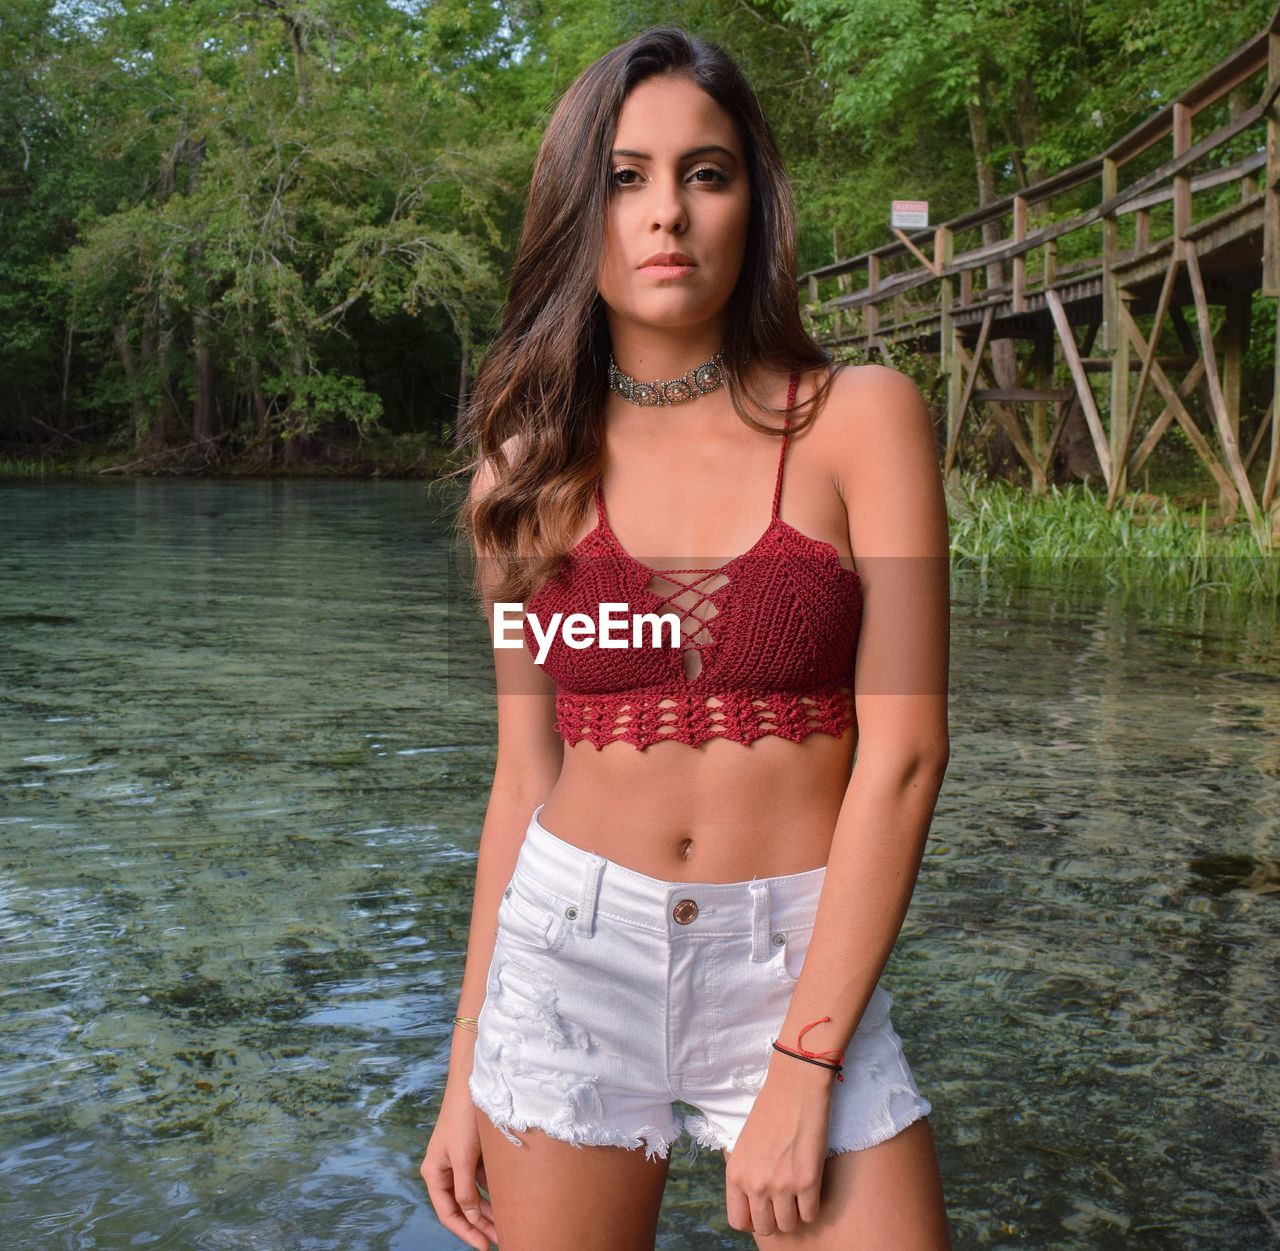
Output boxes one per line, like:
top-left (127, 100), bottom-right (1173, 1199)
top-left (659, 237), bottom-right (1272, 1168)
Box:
top-left (523, 372), bottom-right (862, 750)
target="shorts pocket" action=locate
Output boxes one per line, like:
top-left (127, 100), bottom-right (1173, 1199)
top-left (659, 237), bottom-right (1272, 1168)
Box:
top-left (497, 872), bottom-right (569, 953)
top-left (773, 925), bottom-right (815, 984)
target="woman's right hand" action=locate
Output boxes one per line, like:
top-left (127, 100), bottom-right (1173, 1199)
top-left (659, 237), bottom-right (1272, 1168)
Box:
top-left (421, 1077), bottom-right (498, 1250)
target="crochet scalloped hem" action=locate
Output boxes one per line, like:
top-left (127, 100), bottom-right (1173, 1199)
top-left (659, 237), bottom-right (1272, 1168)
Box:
top-left (554, 683), bottom-right (857, 751)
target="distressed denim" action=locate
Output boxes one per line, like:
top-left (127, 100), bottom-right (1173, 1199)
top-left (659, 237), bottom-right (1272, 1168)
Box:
top-left (468, 803), bottom-right (933, 1162)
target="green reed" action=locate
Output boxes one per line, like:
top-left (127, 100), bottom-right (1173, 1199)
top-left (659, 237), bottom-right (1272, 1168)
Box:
top-left (946, 471), bottom-right (1280, 604)
top-left (0, 457), bottom-right (65, 476)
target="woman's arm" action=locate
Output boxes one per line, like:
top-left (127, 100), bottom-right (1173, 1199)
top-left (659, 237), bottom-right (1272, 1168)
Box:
top-left (769, 362), bottom-right (951, 1079)
top-left (443, 451), bottom-right (566, 1091)
top-left (723, 363), bottom-right (950, 1233)
top-left (423, 448), bottom-right (564, 1249)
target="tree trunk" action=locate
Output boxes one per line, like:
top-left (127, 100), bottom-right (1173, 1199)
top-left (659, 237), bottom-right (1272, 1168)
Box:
top-left (153, 136), bottom-right (184, 449)
top-left (187, 135), bottom-right (218, 446)
top-left (1056, 396), bottom-right (1104, 485)
top-left (1010, 73), bottom-right (1047, 188)
top-left (456, 326), bottom-right (469, 432)
top-left (138, 311), bottom-right (159, 450)
top-left (283, 344), bottom-right (312, 466)
top-left (114, 324), bottom-right (151, 450)
top-left (58, 321), bottom-right (73, 432)
top-left (262, 1), bottom-right (310, 108)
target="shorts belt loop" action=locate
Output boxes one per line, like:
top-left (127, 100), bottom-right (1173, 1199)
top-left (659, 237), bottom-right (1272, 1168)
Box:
top-left (749, 880), bottom-right (770, 963)
top-left (576, 854), bottom-right (606, 937)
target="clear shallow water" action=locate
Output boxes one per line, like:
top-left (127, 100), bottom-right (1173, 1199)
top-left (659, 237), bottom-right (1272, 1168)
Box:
top-left (0, 478), bottom-right (1276, 1250)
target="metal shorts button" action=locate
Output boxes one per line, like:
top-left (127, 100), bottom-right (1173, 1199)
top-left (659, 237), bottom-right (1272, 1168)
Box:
top-left (672, 898), bottom-right (699, 924)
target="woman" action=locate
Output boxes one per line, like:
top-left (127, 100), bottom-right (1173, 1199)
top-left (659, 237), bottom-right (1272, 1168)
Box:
top-left (423, 25), bottom-right (952, 1251)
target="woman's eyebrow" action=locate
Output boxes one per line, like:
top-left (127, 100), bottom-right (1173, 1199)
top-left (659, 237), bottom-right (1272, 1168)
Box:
top-left (610, 144), bottom-right (737, 162)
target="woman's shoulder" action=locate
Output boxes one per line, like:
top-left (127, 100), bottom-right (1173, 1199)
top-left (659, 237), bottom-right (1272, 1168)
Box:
top-left (790, 361), bottom-right (936, 500)
top-left (802, 361), bottom-right (932, 440)
top-left (808, 359), bottom-right (924, 405)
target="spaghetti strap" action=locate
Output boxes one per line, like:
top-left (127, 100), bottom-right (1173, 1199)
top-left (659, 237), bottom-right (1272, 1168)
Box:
top-left (594, 475), bottom-right (607, 527)
top-left (771, 372), bottom-right (800, 520)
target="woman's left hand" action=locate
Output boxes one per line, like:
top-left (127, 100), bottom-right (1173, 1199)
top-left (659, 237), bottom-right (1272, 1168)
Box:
top-left (723, 1055), bottom-right (836, 1235)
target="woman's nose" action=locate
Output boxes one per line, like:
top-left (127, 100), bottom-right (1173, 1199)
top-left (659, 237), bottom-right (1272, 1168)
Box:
top-left (649, 179), bottom-right (687, 234)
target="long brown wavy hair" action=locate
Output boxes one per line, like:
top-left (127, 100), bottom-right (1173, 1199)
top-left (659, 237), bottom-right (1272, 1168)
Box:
top-left (448, 24), bottom-right (837, 609)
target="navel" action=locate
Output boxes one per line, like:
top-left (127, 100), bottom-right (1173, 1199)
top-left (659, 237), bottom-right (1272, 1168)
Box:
top-left (677, 837), bottom-right (695, 860)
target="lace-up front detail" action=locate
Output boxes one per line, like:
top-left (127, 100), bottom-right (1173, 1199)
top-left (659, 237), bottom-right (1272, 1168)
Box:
top-left (524, 373), bottom-right (862, 750)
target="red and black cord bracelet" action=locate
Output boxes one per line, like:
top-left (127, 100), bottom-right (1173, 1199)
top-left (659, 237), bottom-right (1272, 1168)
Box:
top-left (771, 1015), bottom-right (846, 1082)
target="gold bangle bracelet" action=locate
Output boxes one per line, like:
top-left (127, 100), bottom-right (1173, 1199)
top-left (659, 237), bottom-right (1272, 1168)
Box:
top-left (452, 1015), bottom-right (480, 1033)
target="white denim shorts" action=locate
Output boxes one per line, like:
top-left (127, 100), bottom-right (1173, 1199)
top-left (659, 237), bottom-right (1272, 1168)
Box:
top-left (468, 803), bottom-right (933, 1162)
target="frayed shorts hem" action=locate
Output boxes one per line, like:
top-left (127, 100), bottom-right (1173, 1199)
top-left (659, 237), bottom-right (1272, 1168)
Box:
top-left (681, 1101), bottom-right (932, 1160)
top-left (469, 1076), bottom-right (681, 1162)
top-left (469, 1076), bottom-right (932, 1165)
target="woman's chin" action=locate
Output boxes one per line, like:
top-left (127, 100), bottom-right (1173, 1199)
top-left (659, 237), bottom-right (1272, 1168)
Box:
top-left (619, 298), bottom-right (725, 331)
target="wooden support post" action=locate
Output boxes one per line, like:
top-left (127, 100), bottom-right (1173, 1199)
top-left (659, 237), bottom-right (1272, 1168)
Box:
top-left (1268, 297), bottom-right (1280, 514)
top-left (1047, 287), bottom-right (1114, 491)
top-left (944, 306), bottom-right (993, 478)
top-left (1108, 316), bottom-right (1133, 504)
top-left (1172, 102), bottom-right (1192, 263)
top-left (866, 254), bottom-right (880, 353)
top-left (1102, 155), bottom-right (1130, 502)
top-left (1185, 244), bottom-right (1265, 534)
top-left (935, 226), bottom-right (962, 485)
top-left (1218, 282), bottom-right (1255, 542)
top-left (1031, 331), bottom-right (1053, 470)
top-left (833, 253), bottom-right (848, 341)
top-left (1265, 29), bottom-right (1280, 296)
top-left (1220, 285), bottom-right (1249, 457)
top-left (1012, 195), bottom-right (1027, 314)
top-left (933, 224), bottom-right (950, 279)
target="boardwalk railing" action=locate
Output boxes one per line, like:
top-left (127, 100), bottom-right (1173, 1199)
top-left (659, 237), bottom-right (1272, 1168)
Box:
top-left (798, 3), bottom-right (1280, 549)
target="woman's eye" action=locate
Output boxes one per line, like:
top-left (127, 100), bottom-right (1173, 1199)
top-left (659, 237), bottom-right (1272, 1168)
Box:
top-left (691, 166), bottom-right (728, 186)
top-left (610, 168), bottom-right (640, 187)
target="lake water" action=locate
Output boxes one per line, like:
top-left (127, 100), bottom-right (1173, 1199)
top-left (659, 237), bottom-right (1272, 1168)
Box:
top-left (1, 478), bottom-right (1276, 1249)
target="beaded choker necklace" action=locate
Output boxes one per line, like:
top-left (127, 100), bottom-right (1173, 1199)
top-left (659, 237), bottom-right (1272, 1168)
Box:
top-left (607, 352), bottom-right (726, 407)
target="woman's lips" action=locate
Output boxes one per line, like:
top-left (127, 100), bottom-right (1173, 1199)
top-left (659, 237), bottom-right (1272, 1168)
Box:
top-left (638, 252), bottom-right (697, 280)
top-left (639, 263), bottom-right (697, 279)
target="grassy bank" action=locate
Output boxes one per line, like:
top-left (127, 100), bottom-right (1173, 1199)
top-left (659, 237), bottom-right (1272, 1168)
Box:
top-left (947, 471), bottom-right (1279, 605)
top-left (0, 431), bottom-right (458, 480)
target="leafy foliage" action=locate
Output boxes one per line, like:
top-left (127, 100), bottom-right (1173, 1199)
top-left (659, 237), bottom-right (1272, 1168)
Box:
top-left (1, 0), bottom-right (1272, 462)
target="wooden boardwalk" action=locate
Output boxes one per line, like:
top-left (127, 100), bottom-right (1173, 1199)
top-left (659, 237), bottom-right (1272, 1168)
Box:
top-left (798, 3), bottom-right (1280, 548)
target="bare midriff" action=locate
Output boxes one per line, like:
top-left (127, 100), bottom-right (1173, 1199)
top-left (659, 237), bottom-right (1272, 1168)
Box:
top-left (536, 724), bottom-right (857, 883)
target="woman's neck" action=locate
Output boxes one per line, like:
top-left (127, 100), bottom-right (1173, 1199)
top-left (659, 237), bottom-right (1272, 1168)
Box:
top-left (605, 316), bottom-right (725, 383)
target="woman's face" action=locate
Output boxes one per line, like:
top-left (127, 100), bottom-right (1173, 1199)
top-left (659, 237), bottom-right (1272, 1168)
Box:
top-left (597, 73), bottom-right (751, 335)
